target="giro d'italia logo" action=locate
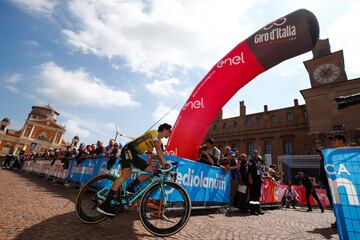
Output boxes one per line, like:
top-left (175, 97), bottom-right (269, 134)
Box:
top-left (263, 17), bottom-right (287, 30)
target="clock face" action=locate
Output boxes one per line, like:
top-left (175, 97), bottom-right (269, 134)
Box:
top-left (312, 63), bottom-right (341, 84)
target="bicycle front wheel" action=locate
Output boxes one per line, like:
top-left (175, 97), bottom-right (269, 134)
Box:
top-left (75, 174), bottom-right (116, 224)
top-left (139, 181), bottom-right (191, 237)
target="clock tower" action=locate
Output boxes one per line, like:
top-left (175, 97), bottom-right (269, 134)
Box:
top-left (301, 38), bottom-right (360, 149)
top-left (304, 39), bottom-right (347, 88)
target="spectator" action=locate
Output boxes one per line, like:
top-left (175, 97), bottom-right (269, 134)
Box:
top-left (281, 182), bottom-right (298, 209)
top-left (107, 142), bottom-right (122, 170)
top-left (325, 134), bottom-right (346, 229)
top-left (297, 171), bottom-right (324, 213)
top-left (95, 140), bottom-right (106, 158)
top-left (3, 152), bottom-right (15, 170)
top-left (71, 147), bottom-right (78, 157)
top-left (334, 134), bottom-right (346, 148)
top-left (90, 144), bottom-right (97, 157)
top-left (222, 146), bottom-right (231, 158)
top-left (105, 139), bottom-right (115, 155)
top-left (236, 153), bottom-right (249, 213)
top-left (221, 151), bottom-right (240, 207)
top-left (75, 143), bottom-right (88, 165)
top-left (62, 146), bottom-right (73, 169)
top-left (248, 150), bottom-right (264, 215)
top-left (199, 138), bottom-right (221, 166)
top-left (3, 153), bottom-right (13, 170)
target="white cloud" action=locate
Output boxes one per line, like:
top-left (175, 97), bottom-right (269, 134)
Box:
top-left (1, 72), bottom-right (22, 93)
top-left (36, 62), bottom-right (139, 108)
top-left (145, 78), bottom-right (180, 97)
top-left (3, 72), bottom-right (22, 84)
top-left (4, 85), bottom-right (19, 93)
top-left (9, 0), bottom-right (59, 16)
top-left (60, 110), bottom-right (118, 144)
top-left (326, 3), bottom-right (360, 77)
top-left (23, 40), bottom-right (40, 48)
top-left (62, 0), bottom-right (257, 74)
top-left (65, 119), bottom-right (91, 138)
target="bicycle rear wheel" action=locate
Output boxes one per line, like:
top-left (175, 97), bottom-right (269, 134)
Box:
top-left (139, 181), bottom-right (191, 237)
top-left (75, 174), bottom-right (116, 224)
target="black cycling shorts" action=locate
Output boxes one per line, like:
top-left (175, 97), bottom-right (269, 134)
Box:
top-left (120, 144), bottom-right (148, 170)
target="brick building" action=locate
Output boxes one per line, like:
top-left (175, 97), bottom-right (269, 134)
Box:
top-left (0, 105), bottom-right (69, 156)
top-left (206, 39), bottom-right (360, 168)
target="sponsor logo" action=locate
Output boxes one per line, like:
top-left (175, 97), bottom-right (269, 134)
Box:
top-left (182, 98), bottom-right (205, 110)
top-left (254, 17), bottom-right (296, 44)
top-left (325, 163), bottom-right (359, 206)
top-left (176, 168), bottom-right (227, 191)
top-left (165, 148), bottom-right (178, 156)
top-left (263, 17), bottom-right (287, 30)
top-left (216, 52), bottom-right (245, 68)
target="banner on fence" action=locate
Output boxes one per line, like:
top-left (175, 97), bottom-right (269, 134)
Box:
top-left (66, 155), bottom-right (231, 204)
top-left (323, 148), bottom-right (360, 240)
top-left (23, 160), bottom-right (69, 180)
top-left (166, 156), bottom-right (230, 203)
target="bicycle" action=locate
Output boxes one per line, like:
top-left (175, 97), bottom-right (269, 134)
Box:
top-left (75, 161), bottom-right (191, 237)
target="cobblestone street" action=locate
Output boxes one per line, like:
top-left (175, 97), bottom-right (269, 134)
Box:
top-left (0, 170), bottom-right (339, 240)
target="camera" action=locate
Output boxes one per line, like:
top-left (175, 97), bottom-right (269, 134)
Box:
top-left (198, 144), bottom-right (207, 154)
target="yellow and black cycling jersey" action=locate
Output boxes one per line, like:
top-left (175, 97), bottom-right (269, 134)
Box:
top-left (128, 130), bottom-right (159, 154)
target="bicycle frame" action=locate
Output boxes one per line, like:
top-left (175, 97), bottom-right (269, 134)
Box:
top-left (96, 169), bottom-right (171, 209)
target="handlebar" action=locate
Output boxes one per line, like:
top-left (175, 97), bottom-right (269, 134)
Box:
top-left (158, 161), bottom-right (178, 174)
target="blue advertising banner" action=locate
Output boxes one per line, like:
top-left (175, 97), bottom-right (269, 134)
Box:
top-left (67, 155), bottom-right (231, 204)
top-left (322, 148), bottom-right (360, 240)
top-left (165, 156), bottom-right (230, 203)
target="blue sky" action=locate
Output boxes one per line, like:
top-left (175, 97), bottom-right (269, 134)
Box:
top-left (1, 0), bottom-right (359, 146)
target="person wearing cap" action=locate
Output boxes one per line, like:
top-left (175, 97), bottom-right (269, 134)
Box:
top-left (75, 144), bottom-right (88, 165)
top-left (248, 150), bottom-right (265, 215)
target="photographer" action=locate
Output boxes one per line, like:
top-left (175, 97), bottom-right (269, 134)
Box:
top-left (198, 138), bottom-right (221, 166)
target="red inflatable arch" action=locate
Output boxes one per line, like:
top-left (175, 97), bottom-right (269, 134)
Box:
top-left (166, 9), bottom-right (319, 160)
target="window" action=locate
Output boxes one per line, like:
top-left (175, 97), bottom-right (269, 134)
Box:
top-left (223, 122), bottom-right (227, 129)
top-left (257, 117), bottom-right (263, 126)
top-left (264, 141), bottom-right (272, 154)
top-left (284, 140), bottom-right (293, 155)
top-left (304, 111), bottom-right (308, 119)
top-left (213, 124), bottom-right (217, 130)
top-left (55, 133), bottom-right (62, 143)
top-left (271, 115), bottom-right (277, 124)
top-left (233, 121), bottom-right (237, 128)
top-left (287, 112), bottom-right (293, 121)
top-left (247, 143), bottom-right (254, 156)
top-left (37, 132), bottom-right (47, 141)
top-left (245, 119), bottom-right (250, 127)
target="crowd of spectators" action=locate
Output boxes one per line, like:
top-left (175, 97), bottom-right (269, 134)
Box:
top-left (1, 139), bottom-right (123, 171)
top-left (197, 137), bottom-right (284, 215)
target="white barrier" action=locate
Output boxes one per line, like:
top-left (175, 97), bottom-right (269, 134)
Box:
top-left (22, 160), bottom-right (69, 181)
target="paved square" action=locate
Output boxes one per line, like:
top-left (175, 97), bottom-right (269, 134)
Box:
top-left (0, 170), bottom-right (338, 240)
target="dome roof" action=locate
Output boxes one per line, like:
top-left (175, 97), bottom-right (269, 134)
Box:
top-left (32, 104), bottom-right (59, 115)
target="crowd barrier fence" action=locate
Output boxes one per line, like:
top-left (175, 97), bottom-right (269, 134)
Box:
top-left (21, 155), bottom-right (330, 209)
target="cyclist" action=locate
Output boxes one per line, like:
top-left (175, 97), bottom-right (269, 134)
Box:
top-left (97, 123), bottom-right (172, 216)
